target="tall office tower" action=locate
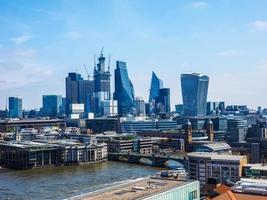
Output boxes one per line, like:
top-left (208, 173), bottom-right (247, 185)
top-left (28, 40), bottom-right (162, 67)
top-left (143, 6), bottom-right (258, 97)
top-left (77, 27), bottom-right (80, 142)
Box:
top-left (42, 95), bottom-right (62, 118)
top-left (94, 51), bottom-right (111, 116)
top-left (78, 79), bottom-right (94, 113)
top-left (156, 88), bottom-right (171, 114)
top-left (149, 71), bottom-right (163, 103)
top-left (65, 72), bottom-right (83, 115)
top-left (135, 97), bottom-right (146, 116)
top-left (60, 97), bottom-right (66, 116)
top-left (181, 73), bottom-right (209, 116)
top-left (8, 97), bottom-right (22, 118)
top-left (113, 61), bottom-right (135, 116)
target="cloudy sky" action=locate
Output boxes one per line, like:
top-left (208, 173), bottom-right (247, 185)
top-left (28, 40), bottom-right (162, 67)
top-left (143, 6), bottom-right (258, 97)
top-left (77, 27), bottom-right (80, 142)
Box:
top-left (0, 0), bottom-right (267, 110)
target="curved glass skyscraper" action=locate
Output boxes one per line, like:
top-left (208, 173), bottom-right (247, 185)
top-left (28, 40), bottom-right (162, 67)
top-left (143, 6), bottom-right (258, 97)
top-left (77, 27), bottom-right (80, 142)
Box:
top-left (181, 73), bottom-right (209, 116)
top-left (149, 71), bottom-right (163, 102)
top-left (113, 61), bottom-right (135, 116)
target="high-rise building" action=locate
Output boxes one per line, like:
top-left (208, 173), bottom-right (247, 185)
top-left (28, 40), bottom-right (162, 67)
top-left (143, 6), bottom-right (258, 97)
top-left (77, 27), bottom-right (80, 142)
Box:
top-left (175, 104), bottom-right (184, 115)
top-left (8, 97), bottom-right (22, 118)
top-left (206, 101), bottom-right (225, 115)
top-left (135, 97), bottom-right (146, 116)
top-left (113, 61), bottom-right (135, 116)
top-left (181, 73), bottom-right (209, 116)
top-left (65, 72), bottom-right (83, 115)
top-left (93, 51), bottom-right (111, 116)
top-left (149, 71), bottom-right (163, 103)
top-left (156, 88), bottom-right (171, 114)
top-left (42, 95), bottom-right (62, 117)
top-left (78, 79), bottom-right (94, 113)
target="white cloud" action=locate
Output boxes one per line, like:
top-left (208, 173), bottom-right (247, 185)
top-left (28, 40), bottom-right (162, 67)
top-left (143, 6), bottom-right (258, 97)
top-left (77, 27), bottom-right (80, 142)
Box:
top-left (66, 31), bottom-right (82, 39)
top-left (10, 35), bottom-right (32, 44)
top-left (29, 8), bottom-right (62, 17)
top-left (0, 61), bottom-right (53, 91)
top-left (191, 1), bottom-right (208, 8)
top-left (217, 50), bottom-right (244, 57)
top-left (14, 49), bottom-right (36, 58)
top-left (249, 20), bottom-right (267, 31)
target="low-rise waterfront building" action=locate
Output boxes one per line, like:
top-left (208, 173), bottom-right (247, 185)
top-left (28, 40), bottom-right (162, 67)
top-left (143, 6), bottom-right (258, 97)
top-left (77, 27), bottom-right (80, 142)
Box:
top-left (186, 152), bottom-right (247, 186)
top-left (0, 119), bottom-right (66, 132)
top-left (0, 139), bottom-right (107, 169)
top-left (69, 177), bottom-right (200, 200)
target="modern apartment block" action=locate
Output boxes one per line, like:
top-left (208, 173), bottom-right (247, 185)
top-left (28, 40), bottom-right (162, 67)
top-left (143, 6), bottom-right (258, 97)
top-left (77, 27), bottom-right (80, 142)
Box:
top-left (186, 152), bottom-right (247, 186)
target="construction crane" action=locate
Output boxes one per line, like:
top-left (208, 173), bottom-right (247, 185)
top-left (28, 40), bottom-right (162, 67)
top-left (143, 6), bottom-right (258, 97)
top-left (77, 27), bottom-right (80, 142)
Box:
top-left (84, 64), bottom-right (90, 80)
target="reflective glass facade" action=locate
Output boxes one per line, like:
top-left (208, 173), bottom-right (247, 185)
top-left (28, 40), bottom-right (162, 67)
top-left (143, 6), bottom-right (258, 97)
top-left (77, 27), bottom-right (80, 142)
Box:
top-left (149, 71), bottom-right (163, 102)
top-left (114, 61), bottom-right (135, 116)
top-left (65, 72), bottom-right (83, 115)
top-left (181, 73), bottom-right (209, 116)
top-left (8, 97), bottom-right (22, 118)
top-left (42, 95), bottom-right (62, 117)
top-left (93, 52), bottom-right (111, 116)
top-left (156, 88), bottom-right (171, 114)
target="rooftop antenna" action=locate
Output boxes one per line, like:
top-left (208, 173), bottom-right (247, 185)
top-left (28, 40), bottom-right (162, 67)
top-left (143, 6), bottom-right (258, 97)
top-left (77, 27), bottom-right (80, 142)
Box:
top-left (84, 64), bottom-right (90, 80)
top-left (108, 54), bottom-right (111, 72)
top-left (100, 47), bottom-right (104, 57)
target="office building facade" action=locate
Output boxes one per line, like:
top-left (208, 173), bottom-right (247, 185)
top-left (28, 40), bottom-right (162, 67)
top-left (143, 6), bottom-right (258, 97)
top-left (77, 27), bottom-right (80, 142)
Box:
top-left (65, 73), bottom-right (83, 115)
top-left (149, 71), bottom-right (163, 103)
top-left (8, 97), bottom-right (22, 118)
top-left (93, 51), bottom-right (111, 116)
top-left (181, 73), bottom-right (209, 116)
top-left (42, 95), bottom-right (62, 118)
top-left (113, 61), bottom-right (135, 116)
top-left (156, 88), bottom-right (171, 114)
top-left (187, 152), bottom-right (247, 186)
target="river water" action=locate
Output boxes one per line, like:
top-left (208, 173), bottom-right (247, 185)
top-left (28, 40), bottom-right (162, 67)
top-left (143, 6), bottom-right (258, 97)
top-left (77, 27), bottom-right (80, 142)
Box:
top-left (0, 162), bottom-right (161, 200)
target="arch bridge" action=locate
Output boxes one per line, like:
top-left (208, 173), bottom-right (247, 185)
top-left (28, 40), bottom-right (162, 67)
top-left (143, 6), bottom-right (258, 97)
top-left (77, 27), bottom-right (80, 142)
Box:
top-left (108, 152), bottom-right (185, 167)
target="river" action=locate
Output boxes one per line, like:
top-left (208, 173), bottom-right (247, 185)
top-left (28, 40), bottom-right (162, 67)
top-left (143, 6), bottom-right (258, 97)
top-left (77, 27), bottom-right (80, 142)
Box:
top-left (0, 162), bottom-right (162, 200)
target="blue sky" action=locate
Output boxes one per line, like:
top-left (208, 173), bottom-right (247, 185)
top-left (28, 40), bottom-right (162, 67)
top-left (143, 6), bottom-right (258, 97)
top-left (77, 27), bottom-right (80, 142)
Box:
top-left (0, 0), bottom-right (267, 110)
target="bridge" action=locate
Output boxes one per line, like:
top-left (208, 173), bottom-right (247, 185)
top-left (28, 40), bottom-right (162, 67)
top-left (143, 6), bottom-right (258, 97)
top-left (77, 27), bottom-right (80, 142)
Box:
top-left (108, 152), bottom-right (186, 167)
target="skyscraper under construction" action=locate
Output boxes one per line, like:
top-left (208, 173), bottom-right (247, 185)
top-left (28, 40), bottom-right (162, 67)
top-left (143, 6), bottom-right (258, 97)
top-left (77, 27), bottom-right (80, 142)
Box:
top-left (93, 50), bottom-right (111, 116)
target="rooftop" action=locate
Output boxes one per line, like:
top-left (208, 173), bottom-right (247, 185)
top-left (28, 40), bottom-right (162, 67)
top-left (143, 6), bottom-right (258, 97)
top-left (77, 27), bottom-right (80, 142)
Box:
top-left (244, 163), bottom-right (267, 171)
top-left (202, 143), bottom-right (231, 151)
top-left (68, 177), bottom-right (196, 200)
top-left (187, 152), bottom-right (246, 161)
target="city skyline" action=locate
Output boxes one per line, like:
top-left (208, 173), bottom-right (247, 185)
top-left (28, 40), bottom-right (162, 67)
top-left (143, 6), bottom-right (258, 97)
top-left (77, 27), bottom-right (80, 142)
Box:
top-left (1, 0), bottom-right (267, 109)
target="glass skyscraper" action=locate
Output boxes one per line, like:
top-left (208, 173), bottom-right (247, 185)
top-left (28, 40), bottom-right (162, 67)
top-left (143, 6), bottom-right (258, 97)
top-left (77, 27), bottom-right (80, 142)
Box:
top-left (78, 79), bottom-right (94, 113)
top-left (42, 95), bottom-right (62, 117)
top-left (181, 73), bottom-right (209, 116)
top-left (8, 97), bottom-right (22, 118)
top-left (149, 71), bottom-right (163, 103)
top-left (65, 72), bottom-right (83, 115)
top-left (93, 51), bottom-right (111, 116)
top-left (156, 88), bottom-right (171, 114)
top-left (113, 61), bottom-right (135, 116)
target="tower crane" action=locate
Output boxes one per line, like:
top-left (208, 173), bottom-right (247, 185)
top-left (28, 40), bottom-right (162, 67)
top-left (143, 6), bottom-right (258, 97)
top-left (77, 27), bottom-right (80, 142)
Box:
top-left (84, 64), bottom-right (90, 80)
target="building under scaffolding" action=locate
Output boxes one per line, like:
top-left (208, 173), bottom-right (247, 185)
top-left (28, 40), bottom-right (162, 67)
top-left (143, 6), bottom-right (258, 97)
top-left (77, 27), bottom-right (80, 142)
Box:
top-left (0, 139), bottom-right (107, 169)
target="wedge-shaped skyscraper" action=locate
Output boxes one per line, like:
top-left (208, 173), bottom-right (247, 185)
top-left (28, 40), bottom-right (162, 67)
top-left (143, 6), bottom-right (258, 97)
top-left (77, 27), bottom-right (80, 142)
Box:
top-left (181, 73), bottom-right (209, 116)
top-left (149, 71), bottom-right (163, 102)
top-left (113, 61), bottom-right (135, 116)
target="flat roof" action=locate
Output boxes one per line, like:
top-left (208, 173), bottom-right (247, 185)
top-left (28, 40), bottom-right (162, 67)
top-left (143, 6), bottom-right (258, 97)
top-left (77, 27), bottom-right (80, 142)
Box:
top-left (69, 177), bottom-right (195, 200)
top-left (0, 141), bottom-right (58, 149)
top-left (244, 163), bottom-right (267, 171)
top-left (0, 119), bottom-right (65, 124)
top-left (187, 152), bottom-right (246, 161)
